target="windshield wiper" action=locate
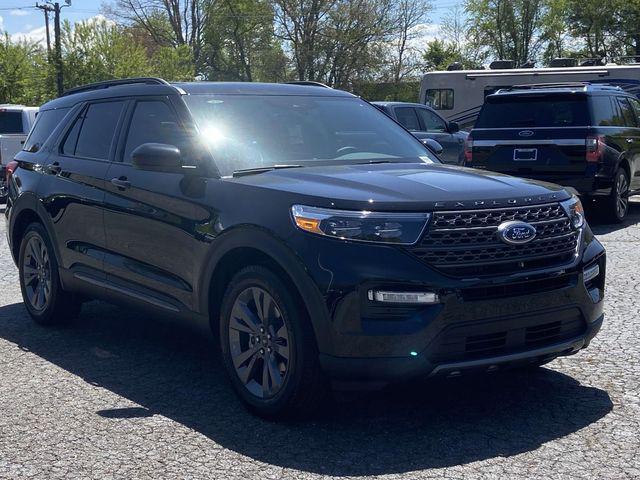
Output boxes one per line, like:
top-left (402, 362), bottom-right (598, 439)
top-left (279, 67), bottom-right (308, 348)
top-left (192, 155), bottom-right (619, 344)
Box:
top-left (231, 164), bottom-right (303, 177)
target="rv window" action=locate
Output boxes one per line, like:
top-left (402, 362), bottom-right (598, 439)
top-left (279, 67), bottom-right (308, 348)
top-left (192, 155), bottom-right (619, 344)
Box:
top-left (476, 95), bottom-right (589, 128)
top-left (425, 89), bottom-right (454, 110)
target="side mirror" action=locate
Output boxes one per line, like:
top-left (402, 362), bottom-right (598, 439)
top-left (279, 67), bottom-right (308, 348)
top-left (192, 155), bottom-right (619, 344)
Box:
top-left (448, 121), bottom-right (460, 133)
top-left (421, 138), bottom-right (444, 156)
top-left (131, 143), bottom-right (183, 172)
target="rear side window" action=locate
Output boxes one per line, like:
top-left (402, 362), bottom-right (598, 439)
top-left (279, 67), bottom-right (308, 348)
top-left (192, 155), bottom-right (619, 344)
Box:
top-left (62, 101), bottom-right (125, 160)
top-left (476, 95), bottom-right (589, 128)
top-left (395, 107), bottom-right (420, 131)
top-left (23, 108), bottom-right (69, 152)
top-left (591, 96), bottom-right (617, 126)
top-left (616, 98), bottom-right (637, 127)
top-left (0, 111), bottom-right (23, 134)
top-left (415, 108), bottom-right (447, 132)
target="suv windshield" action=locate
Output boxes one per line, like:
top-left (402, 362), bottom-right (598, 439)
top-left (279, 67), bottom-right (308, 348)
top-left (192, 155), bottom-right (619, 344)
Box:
top-left (476, 94), bottom-right (590, 128)
top-left (183, 95), bottom-right (434, 176)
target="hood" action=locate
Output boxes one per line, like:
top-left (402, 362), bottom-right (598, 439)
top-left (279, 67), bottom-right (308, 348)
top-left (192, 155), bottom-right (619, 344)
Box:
top-left (230, 162), bottom-right (571, 211)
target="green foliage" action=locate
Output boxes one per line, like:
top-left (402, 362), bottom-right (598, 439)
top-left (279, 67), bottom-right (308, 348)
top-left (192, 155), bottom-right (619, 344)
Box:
top-left (150, 45), bottom-right (194, 81)
top-left (0, 34), bottom-right (52, 105)
top-left (353, 81), bottom-right (420, 102)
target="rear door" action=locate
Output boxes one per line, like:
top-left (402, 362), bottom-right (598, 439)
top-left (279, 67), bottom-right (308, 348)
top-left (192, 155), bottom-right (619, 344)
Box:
top-left (37, 100), bottom-right (127, 280)
top-left (470, 93), bottom-right (590, 180)
top-left (617, 96), bottom-right (640, 190)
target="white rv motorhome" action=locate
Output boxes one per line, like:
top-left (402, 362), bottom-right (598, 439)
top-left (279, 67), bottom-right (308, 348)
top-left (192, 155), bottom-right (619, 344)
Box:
top-left (419, 64), bottom-right (640, 131)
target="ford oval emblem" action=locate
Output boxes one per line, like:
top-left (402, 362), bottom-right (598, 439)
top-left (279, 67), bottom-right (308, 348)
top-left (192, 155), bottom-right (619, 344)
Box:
top-left (497, 221), bottom-right (537, 245)
top-left (518, 130), bottom-right (534, 137)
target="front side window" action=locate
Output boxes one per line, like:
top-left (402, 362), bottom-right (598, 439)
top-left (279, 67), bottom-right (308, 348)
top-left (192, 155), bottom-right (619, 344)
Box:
top-left (415, 108), bottom-right (447, 132)
top-left (183, 95), bottom-right (434, 176)
top-left (123, 100), bottom-right (188, 162)
top-left (395, 107), bottom-right (421, 131)
top-left (425, 89), bottom-right (454, 110)
top-left (23, 108), bottom-right (69, 152)
top-left (476, 95), bottom-right (589, 128)
top-left (62, 101), bottom-right (125, 160)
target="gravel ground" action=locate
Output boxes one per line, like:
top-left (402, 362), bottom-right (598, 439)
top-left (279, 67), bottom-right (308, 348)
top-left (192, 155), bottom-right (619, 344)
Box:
top-left (0, 201), bottom-right (639, 480)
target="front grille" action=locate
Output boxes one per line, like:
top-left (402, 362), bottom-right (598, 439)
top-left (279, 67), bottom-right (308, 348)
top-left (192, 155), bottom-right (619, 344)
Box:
top-left (409, 203), bottom-right (579, 277)
top-left (429, 309), bottom-right (586, 363)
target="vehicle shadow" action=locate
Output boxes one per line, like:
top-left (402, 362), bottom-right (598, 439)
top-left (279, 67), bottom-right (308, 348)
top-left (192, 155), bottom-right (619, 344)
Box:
top-left (587, 199), bottom-right (640, 234)
top-left (0, 301), bottom-right (612, 475)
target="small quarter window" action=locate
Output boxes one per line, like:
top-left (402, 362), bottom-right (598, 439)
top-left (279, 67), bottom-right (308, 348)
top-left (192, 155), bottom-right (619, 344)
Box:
top-left (425, 89), bottom-right (454, 110)
top-left (23, 108), bottom-right (69, 153)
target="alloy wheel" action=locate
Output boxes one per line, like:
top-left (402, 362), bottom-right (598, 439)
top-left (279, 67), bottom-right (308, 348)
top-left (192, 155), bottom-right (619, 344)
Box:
top-left (616, 172), bottom-right (629, 219)
top-left (228, 287), bottom-right (291, 398)
top-left (22, 235), bottom-right (52, 311)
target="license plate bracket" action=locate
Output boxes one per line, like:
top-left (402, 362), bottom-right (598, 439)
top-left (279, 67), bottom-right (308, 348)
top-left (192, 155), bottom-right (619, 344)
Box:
top-left (513, 148), bottom-right (537, 161)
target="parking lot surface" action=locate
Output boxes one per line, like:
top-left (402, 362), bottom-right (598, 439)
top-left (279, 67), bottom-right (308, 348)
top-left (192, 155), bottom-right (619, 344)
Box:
top-left (1, 202), bottom-right (639, 480)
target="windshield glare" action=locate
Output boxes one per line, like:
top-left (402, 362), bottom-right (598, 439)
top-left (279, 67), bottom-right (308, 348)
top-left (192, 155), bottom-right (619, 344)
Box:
top-left (183, 95), bottom-right (434, 176)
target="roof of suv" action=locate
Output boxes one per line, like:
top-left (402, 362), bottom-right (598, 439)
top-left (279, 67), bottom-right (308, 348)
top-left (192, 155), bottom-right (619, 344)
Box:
top-left (40, 79), bottom-right (354, 111)
top-left (490, 83), bottom-right (624, 98)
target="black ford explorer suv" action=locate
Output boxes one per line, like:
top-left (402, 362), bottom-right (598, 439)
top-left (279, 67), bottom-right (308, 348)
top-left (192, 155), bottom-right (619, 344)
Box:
top-left (5, 78), bottom-right (605, 418)
top-left (466, 83), bottom-right (640, 222)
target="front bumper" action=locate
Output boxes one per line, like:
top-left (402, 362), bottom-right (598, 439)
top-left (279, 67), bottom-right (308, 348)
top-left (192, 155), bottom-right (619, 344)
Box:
top-left (288, 225), bottom-right (606, 383)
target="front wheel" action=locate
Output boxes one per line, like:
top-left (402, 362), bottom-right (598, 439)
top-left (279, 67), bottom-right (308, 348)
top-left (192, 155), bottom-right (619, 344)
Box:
top-left (219, 266), bottom-right (327, 419)
top-left (18, 223), bottom-right (81, 325)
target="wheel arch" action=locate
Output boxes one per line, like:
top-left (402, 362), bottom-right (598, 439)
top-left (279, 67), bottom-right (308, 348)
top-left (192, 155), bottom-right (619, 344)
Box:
top-left (198, 226), bottom-right (332, 354)
top-left (8, 194), bottom-right (60, 266)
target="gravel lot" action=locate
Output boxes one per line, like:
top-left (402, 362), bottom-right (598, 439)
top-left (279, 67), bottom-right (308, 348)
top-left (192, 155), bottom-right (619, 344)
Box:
top-left (1, 201), bottom-right (639, 480)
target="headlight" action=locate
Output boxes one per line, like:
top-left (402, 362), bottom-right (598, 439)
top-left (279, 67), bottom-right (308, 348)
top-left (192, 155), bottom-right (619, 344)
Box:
top-left (560, 196), bottom-right (585, 229)
top-left (291, 205), bottom-right (430, 244)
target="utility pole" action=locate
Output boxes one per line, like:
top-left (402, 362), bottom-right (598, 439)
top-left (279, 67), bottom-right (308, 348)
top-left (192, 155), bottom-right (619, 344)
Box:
top-left (53, 2), bottom-right (63, 97)
top-left (35, 4), bottom-right (52, 57)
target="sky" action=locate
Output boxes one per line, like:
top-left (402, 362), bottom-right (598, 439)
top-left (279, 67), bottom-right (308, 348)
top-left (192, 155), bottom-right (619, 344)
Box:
top-left (1, 0), bottom-right (462, 45)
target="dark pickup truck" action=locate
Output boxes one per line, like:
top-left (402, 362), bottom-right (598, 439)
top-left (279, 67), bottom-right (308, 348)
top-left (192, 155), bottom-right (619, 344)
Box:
top-left (465, 83), bottom-right (640, 222)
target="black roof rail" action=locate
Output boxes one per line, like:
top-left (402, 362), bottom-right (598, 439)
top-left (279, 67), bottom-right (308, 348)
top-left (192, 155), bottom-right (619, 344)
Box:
top-left (61, 77), bottom-right (171, 97)
top-left (284, 81), bottom-right (332, 88)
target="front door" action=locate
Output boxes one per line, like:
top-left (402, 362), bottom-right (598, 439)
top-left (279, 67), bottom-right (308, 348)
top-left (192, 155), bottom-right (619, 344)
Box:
top-left (102, 97), bottom-right (207, 312)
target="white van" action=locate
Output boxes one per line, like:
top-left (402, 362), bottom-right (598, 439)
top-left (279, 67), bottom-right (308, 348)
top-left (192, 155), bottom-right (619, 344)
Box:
top-left (1, 105), bottom-right (38, 200)
top-left (419, 64), bottom-right (640, 131)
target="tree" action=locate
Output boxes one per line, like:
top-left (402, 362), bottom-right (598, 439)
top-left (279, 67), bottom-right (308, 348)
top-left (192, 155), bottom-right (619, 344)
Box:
top-left (0, 34), bottom-right (51, 105)
top-left (107, 0), bottom-right (206, 72)
top-left (465, 0), bottom-right (546, 65)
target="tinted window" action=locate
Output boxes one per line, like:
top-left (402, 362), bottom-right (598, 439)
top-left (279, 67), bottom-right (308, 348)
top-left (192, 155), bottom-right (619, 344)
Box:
top-left (63, 101), bottom-right (125, 160)
top-left (425, 89), bottom-right (454, 110)
top-left (395, 107), bottom-right (421, 131)
top-left (591, 96), bottom-right (617, 126)
top-left (617, 98), bottom-right (637, 127)
top-left (0, 111), bottom-right (23, 134)
top-left (184, 95), bottom-right (434, 176)
top-left (123, 101), bottom-right (186, 162)
top-left (476, 95), bottom-right (589, 128)
top-left (23, 108), bottom-right (69, 152)
top-left (415, 108), bottom-right (447, 132)
top-left (628, 97), bottom-right (640, 126)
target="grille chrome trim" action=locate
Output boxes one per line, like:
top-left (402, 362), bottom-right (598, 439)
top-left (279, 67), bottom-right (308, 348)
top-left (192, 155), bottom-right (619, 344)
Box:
top-left (409, 202), bottom-right (581, 277)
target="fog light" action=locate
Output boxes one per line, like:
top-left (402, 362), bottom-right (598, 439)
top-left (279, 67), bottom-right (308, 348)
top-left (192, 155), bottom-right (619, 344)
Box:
top-left (583, 263), bottom-right (600, 284)
top-left (367, 290), bottom-right (439, 304)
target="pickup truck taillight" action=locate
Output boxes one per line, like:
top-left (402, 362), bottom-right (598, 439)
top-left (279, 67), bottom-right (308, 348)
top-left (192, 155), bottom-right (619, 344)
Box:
top-left (5, 160), bottom-right (19, 181)
top-left (464, 135), bottom-right (473, 164)
top-left (586, 135), bottom-right (605, 163)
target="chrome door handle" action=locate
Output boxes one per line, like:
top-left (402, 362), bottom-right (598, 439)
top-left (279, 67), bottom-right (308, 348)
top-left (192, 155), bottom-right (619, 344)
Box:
top-left (46, 163), bottom-right (61, 175)
top-left (110, 177), bottom-right (131, 190)
top-left (626, 138), bottom-right (634, 143)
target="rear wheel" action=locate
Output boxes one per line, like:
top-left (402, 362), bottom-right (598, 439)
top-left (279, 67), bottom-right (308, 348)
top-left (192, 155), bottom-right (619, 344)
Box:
top-left (602, 168), bottom-right (630, 223)
top-left (219, 266), bottom-right (327, 419)
top-left (18, 223), bottom-right (81, 325)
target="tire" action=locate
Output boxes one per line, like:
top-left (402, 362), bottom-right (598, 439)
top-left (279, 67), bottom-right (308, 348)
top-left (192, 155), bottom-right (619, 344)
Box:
top-left (18, 223), bottom-right (81, 326)
top-left (602, 168), bottom-right (630, 223)
top-left (219, 265), bottom-right (327, 419)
